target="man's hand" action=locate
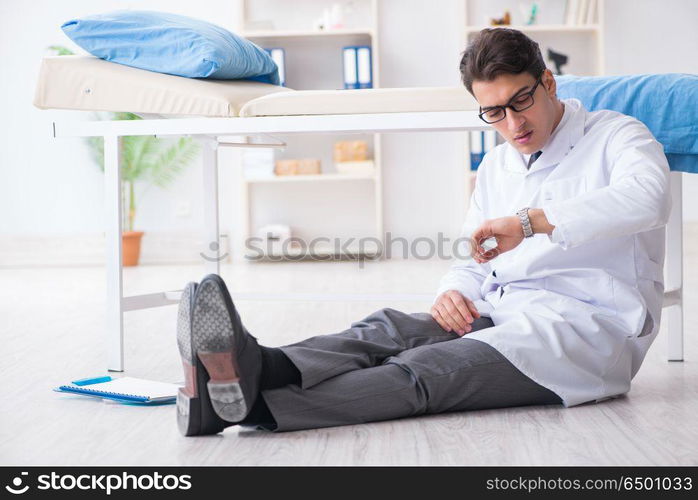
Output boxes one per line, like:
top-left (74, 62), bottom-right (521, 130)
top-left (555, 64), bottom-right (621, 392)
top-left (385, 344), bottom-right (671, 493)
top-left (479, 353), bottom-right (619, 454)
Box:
top-left (471, 209), bottom-right (555, 264)
top-left (471, 216), bottom-right (524, 264)
top-left (431, 290), bottom-right (481, 336)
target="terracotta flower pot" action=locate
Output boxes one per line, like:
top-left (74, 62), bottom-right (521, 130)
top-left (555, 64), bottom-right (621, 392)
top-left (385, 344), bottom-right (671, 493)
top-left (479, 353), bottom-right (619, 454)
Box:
top-left (122, 231), bottom-right (144, 267)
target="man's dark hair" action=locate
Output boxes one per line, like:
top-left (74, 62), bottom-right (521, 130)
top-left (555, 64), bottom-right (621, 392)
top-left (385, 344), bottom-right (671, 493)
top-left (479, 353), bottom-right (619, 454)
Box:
top-left (459, 28), bottom-right (546, 95)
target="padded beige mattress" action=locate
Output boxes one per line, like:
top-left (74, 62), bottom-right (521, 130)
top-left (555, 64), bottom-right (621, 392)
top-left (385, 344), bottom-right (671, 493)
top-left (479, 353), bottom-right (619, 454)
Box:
top-left (33, 56), bottom-right (287, 117)
top-left (238, 86), bottom-right (477, 116)
top-left (34, 56), bottom-right (477, 118)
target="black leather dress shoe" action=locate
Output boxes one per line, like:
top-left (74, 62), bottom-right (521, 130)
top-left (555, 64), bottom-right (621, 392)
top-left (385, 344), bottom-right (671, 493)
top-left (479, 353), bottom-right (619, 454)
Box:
top-left (176, 274), bottom-right (262, 436)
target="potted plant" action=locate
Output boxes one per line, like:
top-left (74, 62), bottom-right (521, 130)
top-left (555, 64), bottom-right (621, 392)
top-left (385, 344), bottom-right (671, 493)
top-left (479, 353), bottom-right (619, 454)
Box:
top-left (85, 113), bottom-right (200, 266)
top-left (50, 46), bottom-right (200, 266)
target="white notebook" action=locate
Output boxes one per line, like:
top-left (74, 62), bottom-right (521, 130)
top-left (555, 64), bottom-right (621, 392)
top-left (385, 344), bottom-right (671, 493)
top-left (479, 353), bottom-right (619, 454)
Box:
top-left (56, 376), bottom-right (179, 404)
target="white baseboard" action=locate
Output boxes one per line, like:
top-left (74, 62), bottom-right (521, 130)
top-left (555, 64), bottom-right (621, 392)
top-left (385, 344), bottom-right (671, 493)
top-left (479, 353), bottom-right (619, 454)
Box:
top-left (0, 232), bottom-right (231, 268)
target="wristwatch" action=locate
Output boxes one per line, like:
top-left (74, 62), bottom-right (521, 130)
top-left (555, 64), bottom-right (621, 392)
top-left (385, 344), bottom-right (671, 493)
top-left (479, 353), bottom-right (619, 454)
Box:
top-left (516, 207), bottom-right (534, 238)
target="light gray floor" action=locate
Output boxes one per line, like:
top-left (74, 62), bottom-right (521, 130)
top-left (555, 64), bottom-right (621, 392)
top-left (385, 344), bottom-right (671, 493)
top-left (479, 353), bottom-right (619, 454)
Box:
top-left (1, 250), bottom-right (696, 466)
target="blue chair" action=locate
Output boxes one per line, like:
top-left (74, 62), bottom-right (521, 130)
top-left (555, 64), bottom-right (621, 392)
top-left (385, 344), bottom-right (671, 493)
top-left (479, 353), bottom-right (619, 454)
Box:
top-left (557, 73), bottom-right (698, 361)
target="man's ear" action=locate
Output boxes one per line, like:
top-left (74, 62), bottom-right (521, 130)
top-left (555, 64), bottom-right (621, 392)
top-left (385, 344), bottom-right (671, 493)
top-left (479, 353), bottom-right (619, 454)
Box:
top-left (542, 69), bottom-right (557, 98)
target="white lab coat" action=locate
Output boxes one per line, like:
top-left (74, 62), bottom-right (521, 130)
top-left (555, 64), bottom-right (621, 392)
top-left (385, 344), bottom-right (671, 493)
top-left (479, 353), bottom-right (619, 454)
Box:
top-left (436, 98), bottom-right (671, 407)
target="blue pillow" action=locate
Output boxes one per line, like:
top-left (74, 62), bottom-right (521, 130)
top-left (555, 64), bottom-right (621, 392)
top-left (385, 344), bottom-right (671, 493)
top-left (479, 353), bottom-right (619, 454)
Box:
top-left (61, 10), bottom-right (279, 85)
top-left (556, 73), bottom-right (698, 173)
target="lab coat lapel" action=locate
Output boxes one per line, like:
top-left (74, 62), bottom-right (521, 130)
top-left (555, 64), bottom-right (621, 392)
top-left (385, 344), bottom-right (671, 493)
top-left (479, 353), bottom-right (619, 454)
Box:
top-left (528, 99), bottom-right (586, 175)
top-left (503, 144), bottom-right (529, 174)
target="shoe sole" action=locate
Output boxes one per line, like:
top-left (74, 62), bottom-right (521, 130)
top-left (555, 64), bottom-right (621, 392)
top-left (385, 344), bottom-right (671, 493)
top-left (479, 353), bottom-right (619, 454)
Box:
top-left (176, 276), bottom-right (250, 436)
top-left (196, 274), bottom-right (251, 422)
top-left (176, 281), bottom-right (231, 436)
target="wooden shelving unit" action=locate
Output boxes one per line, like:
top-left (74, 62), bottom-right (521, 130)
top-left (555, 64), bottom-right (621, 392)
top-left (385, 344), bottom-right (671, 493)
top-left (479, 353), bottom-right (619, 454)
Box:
top-left (242, 28), bottom-right (376, 39)
top-left (234, 0), bottom-right (383, 261)
top-left (245, 172), bottom-right (377, 184)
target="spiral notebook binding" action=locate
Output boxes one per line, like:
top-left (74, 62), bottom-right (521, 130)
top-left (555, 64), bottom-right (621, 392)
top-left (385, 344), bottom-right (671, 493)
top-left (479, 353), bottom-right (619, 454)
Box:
top-left (59, 385), bottom-right (149, 402)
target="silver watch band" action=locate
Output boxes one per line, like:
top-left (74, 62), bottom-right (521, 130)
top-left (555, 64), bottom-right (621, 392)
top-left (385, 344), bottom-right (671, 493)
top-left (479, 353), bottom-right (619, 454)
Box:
top-left (517, 207), bottom-right (534, 238)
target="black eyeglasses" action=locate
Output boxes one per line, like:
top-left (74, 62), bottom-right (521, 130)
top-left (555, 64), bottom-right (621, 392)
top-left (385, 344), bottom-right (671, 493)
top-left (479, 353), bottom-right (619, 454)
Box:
top-left (478, 76), bottom-right (543, 124)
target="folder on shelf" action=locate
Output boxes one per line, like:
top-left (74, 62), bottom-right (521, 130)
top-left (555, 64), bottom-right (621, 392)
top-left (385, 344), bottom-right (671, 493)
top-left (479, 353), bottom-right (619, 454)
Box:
top-left (576, 0), bottom-right (590, 25)
top-left (484, 130), bottom-right (497, 152)
top-left (565, 0), bottom-right (579, 25)
top-left (343, 45), bottom-right (373, 90)
top-left (356, 46), bottom-right (373, 89)
top-left (470, 131), bottom-right (485, 171)
top-left (469, 131), bottom-right (497, 170)
top-left (585, 0), bottom-right (597, 25)
top-left (343, 46), bottom-right (358, 89)
top-left (54, 375), bottom-right (179, 405)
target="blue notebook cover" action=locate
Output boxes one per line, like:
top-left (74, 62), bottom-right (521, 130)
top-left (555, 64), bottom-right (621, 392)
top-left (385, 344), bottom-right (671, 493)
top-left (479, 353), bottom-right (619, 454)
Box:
top-left (54, 376), bottom-right (178, 405)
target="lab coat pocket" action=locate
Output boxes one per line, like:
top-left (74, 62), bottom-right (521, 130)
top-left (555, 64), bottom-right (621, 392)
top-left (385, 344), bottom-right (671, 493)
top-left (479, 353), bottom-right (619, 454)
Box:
top-left (540, 176), bottom-right (587, 203)
top-left (545, 273), bottom-right (617, 316)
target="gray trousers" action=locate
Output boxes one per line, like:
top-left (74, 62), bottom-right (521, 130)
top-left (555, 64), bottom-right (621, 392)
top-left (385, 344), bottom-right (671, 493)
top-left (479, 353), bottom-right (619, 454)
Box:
top-left (261, 308), bottom-right (561, 432)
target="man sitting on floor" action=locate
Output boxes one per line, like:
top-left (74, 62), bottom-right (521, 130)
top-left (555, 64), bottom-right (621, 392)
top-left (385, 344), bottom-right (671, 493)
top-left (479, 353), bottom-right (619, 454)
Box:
top-left (175, 28), bottom-right (670, 435)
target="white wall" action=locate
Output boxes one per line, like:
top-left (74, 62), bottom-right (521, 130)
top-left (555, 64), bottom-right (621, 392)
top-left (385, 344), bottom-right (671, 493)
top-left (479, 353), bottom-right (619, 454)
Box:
top-left (1, 0), bottom-right (697, 262)
top-left (379, 0), bottom-right (468, 241)
top-left (603, 0), bottom-right (698, 218)
top-left (0, 0), bottom-right (240, 239)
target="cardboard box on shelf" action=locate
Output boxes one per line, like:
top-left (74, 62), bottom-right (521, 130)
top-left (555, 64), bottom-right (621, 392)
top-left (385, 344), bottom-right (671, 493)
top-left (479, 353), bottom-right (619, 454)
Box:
top-left (333, 140), bottom-right (368, 163)
top-left (274, 158), bottom-right (321, 176)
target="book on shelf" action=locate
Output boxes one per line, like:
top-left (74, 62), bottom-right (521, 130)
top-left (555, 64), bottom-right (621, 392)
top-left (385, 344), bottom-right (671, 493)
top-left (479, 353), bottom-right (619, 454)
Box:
top-left (343, 45), bottom-right (373, 89)
top-left (469, 131), bottom-right (497, 171)
top-left (357, 46), bottom-right (372, 89)
top-left (565, 0), bottom-right (598, 25)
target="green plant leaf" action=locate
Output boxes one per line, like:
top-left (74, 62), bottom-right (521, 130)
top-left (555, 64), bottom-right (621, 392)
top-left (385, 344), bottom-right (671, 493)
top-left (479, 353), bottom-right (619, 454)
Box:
top-left (81, 112), bottom-right (199, 227)
top-left (48, 45), bottom-right (74, 56)
top-left (122, 135), bottom-right (163, 182)
top-left (149, 138), bottom-right (200, 188)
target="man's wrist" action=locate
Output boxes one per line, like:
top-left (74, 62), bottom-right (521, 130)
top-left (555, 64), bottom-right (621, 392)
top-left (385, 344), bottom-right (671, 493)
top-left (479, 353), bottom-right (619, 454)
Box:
top-left (516, 207), bottom-right (534, 238)
top-left (528, 208), bottom-right (554, 235)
